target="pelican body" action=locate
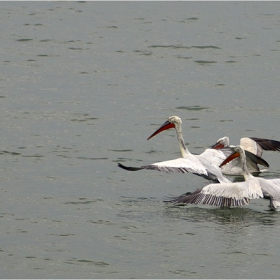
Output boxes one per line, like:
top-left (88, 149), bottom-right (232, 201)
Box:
top-left (167, 145), bottom-right (280, 211)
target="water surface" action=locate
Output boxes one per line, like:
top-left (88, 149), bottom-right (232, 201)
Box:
top-left (1, 1), bottom-right (280, 278)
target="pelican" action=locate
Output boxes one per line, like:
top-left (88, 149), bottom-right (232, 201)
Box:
top-left (211, 136), bottom-right (280, 156)
top-left (145, 115), bottom-right (268, 176)
top-left (119, 116), bottom-right (235, 183)
top-left (166, 145), bottom-right (280, 210)
top-left (147, 116), bottom-right (230, 163)
top-left (211, 136), bottom-right (280, 175)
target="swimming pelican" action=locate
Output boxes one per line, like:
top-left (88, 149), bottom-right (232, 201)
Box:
top-left (211, 136), bottom-right (280, 175)
top-left (211, 136), bottom-right (280, 157)
top-left (166, 145), bottom-right (280, 210)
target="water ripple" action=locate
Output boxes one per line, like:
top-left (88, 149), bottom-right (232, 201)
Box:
top-left (176, 106), bottom-right (209, 111)
top-left (148, 45), bottom-right (221, 50)
top-left (64, 258), bottom-right (109, 266)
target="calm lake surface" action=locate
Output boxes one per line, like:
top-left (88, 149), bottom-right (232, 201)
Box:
top-left (1, 1), bottom-right (280, 278)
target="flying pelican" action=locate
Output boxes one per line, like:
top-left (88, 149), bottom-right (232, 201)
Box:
top-left (166, 145), bottom-right (280, 210)
top-left (119, 116), bottom-right (252, 183)
top-left (211, 136), bottom-right (280, 175)
top-left (145, 115), bottom-right (269, 176)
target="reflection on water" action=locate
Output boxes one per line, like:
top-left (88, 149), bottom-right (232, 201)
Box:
top-left (116, 196), bottom-right (280, 277)
top-left (162, 203), bottom-right (278, 226)
top-left (118, 196), bottom-right (280, 232)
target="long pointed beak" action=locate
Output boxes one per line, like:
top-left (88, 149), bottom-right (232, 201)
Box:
top-left (147, 120), bottom-right (175, 140)
top-left (211, 142), bottom-right (224, 149)
top-left (219, 151), bottom-right (240, 167)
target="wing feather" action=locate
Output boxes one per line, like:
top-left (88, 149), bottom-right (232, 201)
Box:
top-left (165, 188), bottom-right (250, 207)
top-left (202, 180), bottom-right (263, 200)
top-left (249, 137), bottom-right (280, 153)
top-left (165, 178), bottom-right (263, 207)
top-left (260, 180), bottom-right (280, 211)
top-left (118, 157), bottom-right (222, 182)
top-left (249, 137), bottom-right (280, 156)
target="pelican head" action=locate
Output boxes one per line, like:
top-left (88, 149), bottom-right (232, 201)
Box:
top-left (219, 145), bottom-right (245, 167)
top-left (220, 145), bottom-right (269, 169)
top-left (211, 136), bottom-right (230, 149)
top-left (147, 116), bottom-right (182, 140)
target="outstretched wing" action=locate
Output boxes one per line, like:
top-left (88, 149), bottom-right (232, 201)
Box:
top-left (250, 137), bottom-right (280, 152)
top-left (118, 157), bottom-right (219, 182)
top-left (244, 150), bottom-right (269, 168)
top-left (258, 178), bottom-right (280, 210)
top-left (166, 179), bottom-right (263, 207)
top-left (165, 188), bottom-right (250, 207)
top-left (242, 137), bottom-right (280, 157)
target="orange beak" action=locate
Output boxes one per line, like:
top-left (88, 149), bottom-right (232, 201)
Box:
top-left (211, 142), bottom-right (225, 149)
top-left (219, 151), bottom-right (240, 167)
top-left (147, 120), bottom-right (175, 140)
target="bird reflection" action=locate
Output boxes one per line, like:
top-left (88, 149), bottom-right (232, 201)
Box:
top-left (162, 202), bottom-right (279, 229)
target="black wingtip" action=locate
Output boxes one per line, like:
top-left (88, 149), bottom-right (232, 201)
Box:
top-left (244, 150), bottom-right (269, 168)
top-left (250, 137), bottom-right (280, 152)
top-left (118, 163), bottom-right (143, 171)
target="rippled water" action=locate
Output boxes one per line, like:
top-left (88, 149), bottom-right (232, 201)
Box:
top-left (1, 1), bottom-right (280, 278)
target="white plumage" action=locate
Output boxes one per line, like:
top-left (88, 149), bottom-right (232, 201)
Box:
top-left (211, 136), bottom-right (280, 175)
top-left (119, 116), bottom-right (231, 183)
top-left (167, 145), bottom-right (280, 210)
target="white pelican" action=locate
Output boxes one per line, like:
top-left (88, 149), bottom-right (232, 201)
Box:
top-left (211, 136), bottom-right (280, 157)
top-left (146, 116), bottom-right (268, 176)
top-left (119, 116), bottom-right (234, 183)
top-left (211, 136), bottom-right (280, 175)
top-left (166, 145), bottom-right (280, 210)
top-left (147, 116), bottom-right (229, 162)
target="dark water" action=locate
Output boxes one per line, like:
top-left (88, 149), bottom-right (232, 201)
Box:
top-left (1, 1), bottom-right (280, 278)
